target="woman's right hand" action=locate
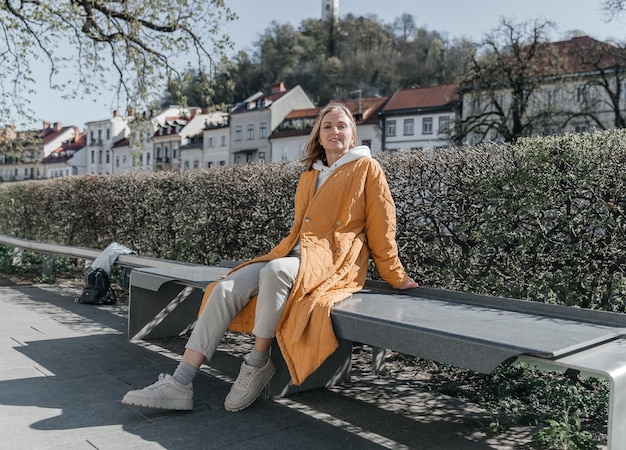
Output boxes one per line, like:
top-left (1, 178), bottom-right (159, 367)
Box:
top-left (398, 278), bottom-right (418, 290)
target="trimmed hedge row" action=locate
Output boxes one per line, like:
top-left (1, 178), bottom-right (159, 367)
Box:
top-left (1, 130), bottom-right (625, 309)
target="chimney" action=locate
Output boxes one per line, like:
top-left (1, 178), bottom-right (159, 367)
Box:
top-left (43, 121), bottom-right (51, 131)
top-left (113, 109), bottom-right (119, 118)
top-left (271, 81), bottom-right (286, 94)
top-left (53, 122), bottom-right (62, 131)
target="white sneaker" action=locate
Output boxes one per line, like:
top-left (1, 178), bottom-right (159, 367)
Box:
top-left (122, 374), bottom-right (193, 410)
top-left (224, 359), bottom-right (276, 412)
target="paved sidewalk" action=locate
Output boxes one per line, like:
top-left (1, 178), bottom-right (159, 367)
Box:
top-left (0, 279), bottom-right (537, 449)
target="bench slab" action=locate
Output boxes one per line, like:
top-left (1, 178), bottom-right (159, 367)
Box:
top-left (332, 288), bottom-right (626, 373)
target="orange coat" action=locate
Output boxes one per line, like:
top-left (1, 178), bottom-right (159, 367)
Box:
top-left (198, 157), bottom-right (410, 385)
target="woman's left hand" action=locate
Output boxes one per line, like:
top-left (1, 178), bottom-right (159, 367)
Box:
top-left (398, 278), bottom-right (419, 290)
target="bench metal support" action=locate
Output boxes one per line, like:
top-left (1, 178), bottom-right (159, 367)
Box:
top-left (128, 267), bottom-right (229, 341)
top-left (524, 339), bottom-right (626, 450)
top-left (266, 339), bottom-right (353, 398)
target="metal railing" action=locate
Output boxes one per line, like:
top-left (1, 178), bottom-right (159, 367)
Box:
top-left (0, 234), bottom-right (203, 272)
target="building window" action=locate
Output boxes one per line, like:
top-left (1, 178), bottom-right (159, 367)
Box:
top-left (547, 89), bottom-right (558, 106)
top-left (403, 119), bottom-right (414, 136)
top-left (106, 151), bottom-right (110, 164)
top-left (471, 97), bottom-right (481, 111)
top-left (258, 151), bottom-right (265, 162)
top-left (544, 125), bottom-right (558, 135)
top-left (91, 150), bottom-right (95, 164)
top-left (106, 128), bottom-right (110, 140)
top-left (576, 86), bottom-right (586, 103)
top-left (115, 156), bottom-right (120, 168)
top-left (422, 118), bottom-right (433, 134)
top-left (221, 135), bottom-right (226, 146)
top-left (387, 120), bottom-right (396, 137)
top-left (247, 124), bottom-right (254, 140)
top-left (438, 116), bottom-right (450, 134)
top-left (208, 136), bottom-right (214, 148)
top-left (235, 126), bottom-right (242, 141)
top-left (574, 124), bottom-right (588, 133)
top-left (259, 122), bottom-right (267, 138)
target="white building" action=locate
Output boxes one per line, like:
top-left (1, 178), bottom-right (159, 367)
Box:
top-left (381, 84), bottom-right (459, 151)
top-left (229, 82), bottom-right (314, 165)
top-left (179, 111), bottom-right (229, 170)
top-left (460, 36), bottom-right (626, 144)
top-left (84, 111), bottom-right (130, 175)
top-left (121, 106), bottom-right (190, 174)
top-left (42, 130), bottom-right (86, 178)
top-left (269, 96), bottom-right (388, 164)
top-left (0, 122), bottom-right (77, 181)
top-left (202, 113), bottom-right (229, 168)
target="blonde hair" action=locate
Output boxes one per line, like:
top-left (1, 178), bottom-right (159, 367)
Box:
top-left (301, 102), bottom-right (358, 171)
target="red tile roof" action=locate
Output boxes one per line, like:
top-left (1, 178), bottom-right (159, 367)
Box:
top-left (540, 36), bottom-right (619, 74)
top-left (40, 125), bottom-right (74, 145)
top-left (42, 132), bottom-right (87, 164)
top-left (383, 84), bottom-right (459, 112)
top-left (341, 97), bottom-right (389, 123)
top-left (284, 107), bottom-right (323, 120)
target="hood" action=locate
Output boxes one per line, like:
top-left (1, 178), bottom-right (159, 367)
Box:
top-left (313, 145), bottom-right (371, 190)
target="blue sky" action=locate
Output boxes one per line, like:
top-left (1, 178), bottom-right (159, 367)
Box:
top-left (26, 0), bottom-right (626, 129)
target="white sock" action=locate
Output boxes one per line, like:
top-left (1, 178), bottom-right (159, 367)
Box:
top-left (246, 349), bottom-right (269, 368)
top-left (172, 361), bottom-right (197, 385)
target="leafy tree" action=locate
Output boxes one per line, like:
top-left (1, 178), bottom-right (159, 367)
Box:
top-left (225, 51), bottom-right (268, 104)
top-left (334, 14), bottom-right (395, 97)
top-left (160, 63), bottom-right (235, 112)
top-left (392, 13), bottom-right (417, 43)
top-left (158, 12), bottom-right (469, 110)
top-left (254, 21), bottom-right (309, 89)
top-left (0, 0), bottom-right (236, 127)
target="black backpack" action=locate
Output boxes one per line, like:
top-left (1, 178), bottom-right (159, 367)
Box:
top-left (75, 268), bottom-right (117, 305)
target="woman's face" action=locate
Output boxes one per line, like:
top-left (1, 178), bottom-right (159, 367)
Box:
top-left (319, 110), bottom-right (355, 157)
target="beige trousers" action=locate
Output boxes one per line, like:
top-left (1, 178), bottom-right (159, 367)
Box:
top-left (185, 255), bottom-right (300, 360)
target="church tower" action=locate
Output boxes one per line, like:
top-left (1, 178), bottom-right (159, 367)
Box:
top-left (322, 0), bottom-right (339, 23)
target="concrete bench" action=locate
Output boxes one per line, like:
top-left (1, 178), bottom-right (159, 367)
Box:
top-left (128, 264), bottom-right (626, 449)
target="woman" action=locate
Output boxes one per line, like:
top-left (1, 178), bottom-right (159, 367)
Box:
top-left (122, 102), bottom-right (418, 412)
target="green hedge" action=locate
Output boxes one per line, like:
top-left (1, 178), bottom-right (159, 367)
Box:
top-left (1, 130), bottom-right (625, 309)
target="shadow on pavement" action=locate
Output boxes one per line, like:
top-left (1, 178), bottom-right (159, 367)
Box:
top-left (0, 282), bottom-right (537, 449)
